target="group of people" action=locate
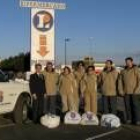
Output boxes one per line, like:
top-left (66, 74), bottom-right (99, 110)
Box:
top-left (29, 57), bottom-right (140, 125)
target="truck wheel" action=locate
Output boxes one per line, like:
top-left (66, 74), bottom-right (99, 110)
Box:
top-left (13, 96), bottom-right (29, 124)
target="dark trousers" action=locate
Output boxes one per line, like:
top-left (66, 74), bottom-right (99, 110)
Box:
top-left (32, 95), bottom-right (44, 123)
top-left (44, 95), bottom-right (57, 115)
top-left (124, 94), bottom-right (140, 123)
top-left (102, 95), bottom-right (117, 115)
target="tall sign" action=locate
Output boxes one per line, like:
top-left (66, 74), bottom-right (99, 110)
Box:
top-left (31, 8), bottom-right (55, 71)
top-left (20, 0), bottom-right (66, 72)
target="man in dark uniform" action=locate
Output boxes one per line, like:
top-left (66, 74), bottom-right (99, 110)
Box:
top-left (29, 63), bottom-right (46, 123)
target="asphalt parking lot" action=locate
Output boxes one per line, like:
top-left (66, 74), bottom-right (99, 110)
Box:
top-left (0, 117), bottom-right (140, 140)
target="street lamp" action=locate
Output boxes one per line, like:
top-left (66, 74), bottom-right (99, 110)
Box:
top-left (64, 38), bottom-right (70, 65)
top-left (89, 37), bottom-right (94, 57)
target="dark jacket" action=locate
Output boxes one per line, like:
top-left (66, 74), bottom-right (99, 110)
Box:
top-left (29, 73), bottom-right (46, 96)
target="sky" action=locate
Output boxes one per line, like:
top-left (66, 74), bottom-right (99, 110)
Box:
top-left (0, 0), bottom-right (140, 65)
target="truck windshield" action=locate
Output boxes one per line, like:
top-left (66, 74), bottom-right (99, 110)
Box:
top-left (0, 70), bottom-right (8, 82)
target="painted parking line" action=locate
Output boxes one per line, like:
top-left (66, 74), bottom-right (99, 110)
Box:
top-left (0, 123), bottom-right (15, 129)
top-left (122, 125), bottom-right (140, 134)
top-left (85, 128), bottom-right (121, 140)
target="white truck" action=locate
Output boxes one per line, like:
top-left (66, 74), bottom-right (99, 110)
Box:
top-left (0, 70), bottom-right (31, 124)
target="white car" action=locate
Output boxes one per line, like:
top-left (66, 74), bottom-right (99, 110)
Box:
top-left (0, 70), bottom-right (31, 124)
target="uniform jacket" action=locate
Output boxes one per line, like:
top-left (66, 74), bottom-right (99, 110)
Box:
top-left (43, 70), bottom-right (59, 96)
top-left (118, 65), bottom-right (140, 95)
top-left (98, 68), bottom-right (118, 96)
top-left (74, 70), bottom-right (85, 87)
top-left (58, 73), bottom-right (78, 95)
top-left (81, 73), bottom-right (97, 95)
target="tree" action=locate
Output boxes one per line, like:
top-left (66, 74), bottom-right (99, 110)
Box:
top-left (0, 52), bottom-right (30, 72)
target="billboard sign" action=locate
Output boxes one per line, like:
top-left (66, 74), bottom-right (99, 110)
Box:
top-left (31, 8), bottom-right (55, 71)
top-left (20, 0), bottom-right (66, 10)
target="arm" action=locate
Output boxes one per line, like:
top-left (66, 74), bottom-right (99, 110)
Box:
top-left (72, 76), bottom-right (78, 94)
top-left (97, 73), bottom-right (102, 90)
top-left (58, 74), bottom-right (63, 92)
top-left (80, 75), bottom-right (86, 94)
top-left (134, 68), bottom-right (140, 94)
top-left (71, 73), bottom-right (77, 88)
top-left (42, 75), bottom-right (46, 94)
top-left (29, 74), bottom-right (36, 95)
top-left (56, 73), bottom-right (59, 85)
top-left (29, 74), bottom-right (37, 99)
top-left (114, 71), bottom-right (119, 95)
top-left (118, 71), bottom-right (124, 96)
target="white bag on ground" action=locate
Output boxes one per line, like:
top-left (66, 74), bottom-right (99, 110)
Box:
top-left (80, 112), bottom-right (99, 125)
top-left (101, 114), bottom-right (121, 128)
top-left (40, 114), bottom-right (60, 128)
top-left (40, 114), bottom-right (49, 127)
top-left (64, 111), bottom-right (81, 124)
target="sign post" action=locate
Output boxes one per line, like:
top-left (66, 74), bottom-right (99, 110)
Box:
top-left (20, 0), bottom-right (66, 72)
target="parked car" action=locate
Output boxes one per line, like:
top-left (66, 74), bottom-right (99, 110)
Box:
top-left (0, 69), bottom-right (31, 123)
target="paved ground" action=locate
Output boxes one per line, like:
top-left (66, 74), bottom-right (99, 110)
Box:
top-left (0, 117), bottom-right (140, 140)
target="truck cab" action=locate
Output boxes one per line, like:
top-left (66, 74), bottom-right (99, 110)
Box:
top-left (0, 70), bottom-right (31, 123)
top-left (0, 70), bottom-right (9, 82)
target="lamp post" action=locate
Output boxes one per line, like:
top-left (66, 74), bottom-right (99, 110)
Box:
top-left (89, 37), bottom-right (94, 57)
top-left (64, 38), bottom-right (70, 65)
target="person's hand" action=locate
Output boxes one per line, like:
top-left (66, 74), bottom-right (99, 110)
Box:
top-left (81, 93), bottom-right (84, 98)
top-left (118, 93), bottom-right (124, 97)
top-left (32, 94), bottom-right (37, 100)
top-left (44, 93), bottom-right (47, 98)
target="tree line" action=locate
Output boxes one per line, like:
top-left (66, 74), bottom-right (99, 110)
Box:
top-left (0, 52), bottom-right (30, 72)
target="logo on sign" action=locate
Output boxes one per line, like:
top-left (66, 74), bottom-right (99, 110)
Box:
top-left (33, 11), bottom-right (53, 32)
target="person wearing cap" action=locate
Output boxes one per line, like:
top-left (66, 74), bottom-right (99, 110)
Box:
top-left (98, 60), bottom-right (118, 115)
top-left (29, 63), bottom-right (46, 123)
top-left (118, 57), bottom-right (140, 125)
top-left (43, 62), bottom-right (59, 115)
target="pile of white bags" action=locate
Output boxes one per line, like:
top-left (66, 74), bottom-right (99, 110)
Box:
top-left (80, 112), bottom-right (99, 125)
top-left (64, 111), bottom-right (81, 124)
top-left (40, 114), bottom-right (60, 128)
top-left (40, 112), bottom-right (121, 128)
top-left (101, 114), bottom-right (121, 128)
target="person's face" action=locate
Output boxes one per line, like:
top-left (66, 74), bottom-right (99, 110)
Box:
top-left (125, 60), bottom-right (133, 68)
top-left (36, 66), bottom-right (42, 73)
top-left (88, 68), bottom-right (94, 75)
top-left (47, 64), bottom-right (53, 72)
top-left (78, 63), bottom-right (84, 70)
top-left (105, 61), bottom-right (112, 69)
top-left (64, 68), bottom-right (69, 75)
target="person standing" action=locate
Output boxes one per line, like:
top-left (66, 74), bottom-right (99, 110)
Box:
top-left (98, 60), bottom-right (118, 115)
top-left (74, 61), bottom-right (85, 111)
top-left (118, 57), bottom-right (140, 125)
top-left (74, 61), bottom-right (85, 89)
top-left (29, 64), bottom-right (46, 123)
top-left (59, 66), bottom-right (78, 113)
top-left (81, 66), bottom-right (97, 114)
top-left (43, 62), bottom-right (59, 115)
